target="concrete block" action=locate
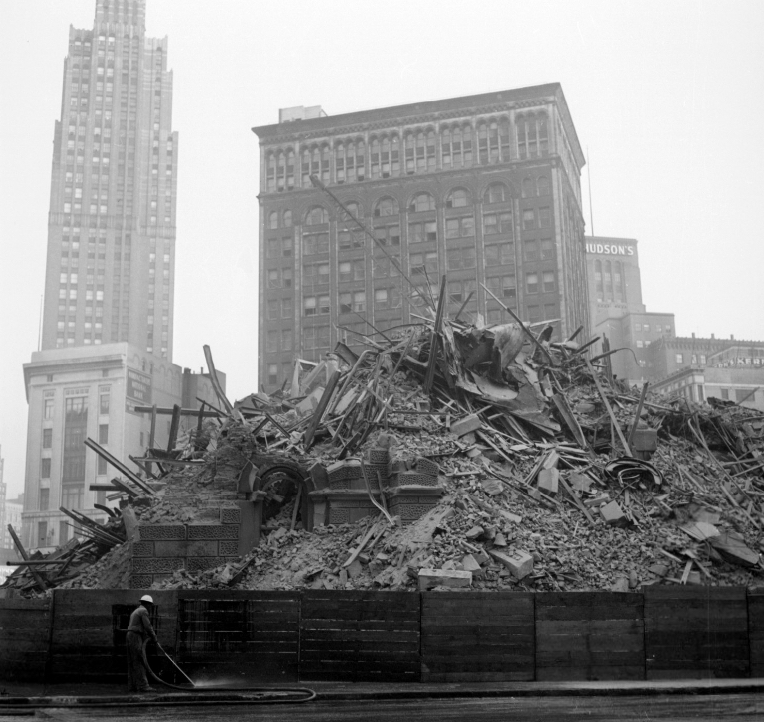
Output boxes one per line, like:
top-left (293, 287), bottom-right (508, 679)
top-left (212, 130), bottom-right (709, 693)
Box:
top-left (131, 557), bottom-right (184, 574)
top-left (131, 541), bottom-right (154, 557)
top-left (393, 471), bottom-right (439, 487)
top-left (488, 549), bottom-right (534, 580)
top-left (450, 413), bottom-right (482, 438)
top-left (220, 507), bottom-right (241, 524)
top-left (461, 554), bottom-right (485, 579)
top-left (218, 540), bottom-right (240, 556)
top-left (129, 574), bottom-right (154, 589)
top-left (187, 557), bottom-right (224, 572)
top-left (415, 456), bottom-right (440, 477)
top-left (187, 523), bottom-right (239, 540)
top-left (186, 540), bottom-right (219, 557)
top-left (326, 461), bottom-right (348, 483)
top-left (600, 500), bottom-right (626, 526)
top-left (368, 448), bottom-right (391, 465)
top-left (154, 540), bottom-right (188, 557)
top-left (632, 428), bottom-right (658, 452)
top-left (537, 468), bottom-right (559, 495)
top-left (418, 568), bottom-right (472, 591)
top-left (136, 524), bottom-right (186, 541)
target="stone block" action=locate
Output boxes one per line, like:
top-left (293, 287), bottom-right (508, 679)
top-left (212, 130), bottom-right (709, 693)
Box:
top-left (218, 540), bottom-right (240, 556)
top-left (328, 507), bottom-right (350, 524)
top-left (632, 428), bottom-right (658, 452)
top-left (418, 568), bottom-right (472, 591)
top-left (186, 540), bottom-right (219, 557)
top-left (129, 574), bottom-right (154, 589)
top-left (393, 471), bottom-right (439, 487)
top-left (187, 557), bottom-right (224, 572)
top-left (488, 549), bottom-right (534, 579)
top-left (220, 507), bottom-right (241, 524)
top-left (187, 523), bottom-right (239, 540)
top-left (154, 540), bottom-right (188, 557)
top-left (308, 462), bottom-right (329, 490)
top-left (131, 556), bottom-right (184, 574)
top-left (236, 499), bottom-right (260, 553)
top-left (131, 541), bottom-right (154, 557)
top-left (368, 448), bottom-right (391, 465)
top-left (344, 459), bottom-right (362, 479)
top-left (450, 413), bottom-right (482, 437)
top-left (137, 524), bottom-right (186, 541)
top-left (329, 478), bottom-right (351, 491)
top-left (326, 461), bottom-right (348, 483)
top-left (461, 554), bottom-right (485, 578)
top-left (415, 457), bottom-right (440, 477)
top-left (600, 500), bottom-right (627, 526)
top-left (537, 468), bottom-right (559, 495)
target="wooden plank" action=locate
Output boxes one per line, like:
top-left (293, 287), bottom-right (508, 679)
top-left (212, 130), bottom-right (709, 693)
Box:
top-left (538, 665), bottom-right (645, 681)
top-left (644, 586), bottom-right (746, 601)
top-left (536, 604), bottom-right (643, 622)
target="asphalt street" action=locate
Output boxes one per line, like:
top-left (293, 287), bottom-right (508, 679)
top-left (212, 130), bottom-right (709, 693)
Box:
top-left (9, 693), bottom-right (763, 721)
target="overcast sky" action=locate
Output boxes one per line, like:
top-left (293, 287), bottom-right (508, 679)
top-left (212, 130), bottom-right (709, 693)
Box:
top-left (1, 0), bottom-right (763, 498)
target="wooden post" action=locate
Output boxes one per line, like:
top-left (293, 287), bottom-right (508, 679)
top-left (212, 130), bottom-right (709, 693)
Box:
top-left (167, 403), bottom-right (181, 453)
top-left (7, 524), bottom-right (47, 590)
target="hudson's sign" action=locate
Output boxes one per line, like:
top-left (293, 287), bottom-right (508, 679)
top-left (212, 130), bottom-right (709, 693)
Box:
top-left (586, 243), bottom-right (635, 256)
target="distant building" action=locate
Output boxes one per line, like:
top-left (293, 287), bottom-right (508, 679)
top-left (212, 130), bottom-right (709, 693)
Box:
top-left (648, 335), bottom-right (764, 409)
top-left (253, 84), bottom-right (589, 390)
top-left (22, 344), bottom-right (223, 552)
top-left (2, 495), bottom-right (24, 552)
top-left (20, 0), bottom-right (223, 552)
top-left (585, 235), bottom-right (675, 385)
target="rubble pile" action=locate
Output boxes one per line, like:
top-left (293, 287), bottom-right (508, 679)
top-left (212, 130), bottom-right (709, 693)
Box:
top-left (4, 314), bottom-right (764, 596)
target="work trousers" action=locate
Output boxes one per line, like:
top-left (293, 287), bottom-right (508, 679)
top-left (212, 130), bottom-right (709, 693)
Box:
top-left (126, 630), bottom-right (150, 692)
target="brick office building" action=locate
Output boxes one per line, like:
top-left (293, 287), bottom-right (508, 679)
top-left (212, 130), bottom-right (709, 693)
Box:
top-left (253, 84), bottom-right (589, 390)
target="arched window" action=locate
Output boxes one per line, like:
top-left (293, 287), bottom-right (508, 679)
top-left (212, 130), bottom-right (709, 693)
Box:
top-left (446, 188), bottom-right (470, 208)
top-left (522, 177), bottom-right (535, 198)
top-left (462, 125), bottom-right (473, 165)
top-left (484, 183), bottom-right (509, 205)
top-left (305, 206), bottom-right (329, 225)
top-left (390, 135), bottom-right (400, 175)
top-left (536, 176), bottom-right (550, 196)
top-left (321, 145), bottom-right (330, 182)
top-left (268, 211), bottom-right (278, 229)
top-left (356, 140), bottom-right (366, 179)
top-left (614, 261), bottom-right (623, 301)
top-left (517, 113), bottom-right (549, 160)
top-left (416, 132), bottom-right (426, 172)
top-left (345, 202), bottom-right (363, 219)
top-left (301, 148), bottom-right (311, 185)
top-left (427, 130), bottom-right (437, 170)
top-left (335, 142), bottom-right (345, 183)
top-left (375, 197), bottom-right (398, 217)
top-left (283, 209), bottom-right (292, 227)
top-left (276, 151), bottom-right (285, 190)
top-left (410, 192), bottom-right (435, 213)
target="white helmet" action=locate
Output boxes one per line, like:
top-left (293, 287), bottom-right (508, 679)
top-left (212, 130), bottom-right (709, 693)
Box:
top-left (140, 594), bottom-right (154, 604)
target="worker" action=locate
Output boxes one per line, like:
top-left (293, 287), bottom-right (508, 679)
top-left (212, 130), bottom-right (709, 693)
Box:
top-left (126, 594), bottom-right (160, 693)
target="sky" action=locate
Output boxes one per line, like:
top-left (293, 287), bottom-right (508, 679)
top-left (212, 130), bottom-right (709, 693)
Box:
top-left (1, 0), bottom-right (763, 499)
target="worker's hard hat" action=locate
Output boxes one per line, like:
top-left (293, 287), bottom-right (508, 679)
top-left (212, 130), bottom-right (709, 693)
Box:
top-left (140, 594), bottom-right (154, 604)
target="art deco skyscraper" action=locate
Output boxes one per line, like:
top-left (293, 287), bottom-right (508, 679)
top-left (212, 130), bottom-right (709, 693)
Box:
top-left (42, 0), bottom-right (177, 360)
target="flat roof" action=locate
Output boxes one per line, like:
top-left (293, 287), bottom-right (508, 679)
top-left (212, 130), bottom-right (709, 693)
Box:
top-left (253, 83), bottom-right (585, 168)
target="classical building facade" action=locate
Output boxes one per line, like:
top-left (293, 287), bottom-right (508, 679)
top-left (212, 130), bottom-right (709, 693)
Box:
top-left (253, 84), bottom-right (589, 390)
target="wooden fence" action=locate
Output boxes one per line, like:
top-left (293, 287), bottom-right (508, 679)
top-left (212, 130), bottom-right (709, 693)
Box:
top-left (0, 587), bottom-right (762, 683)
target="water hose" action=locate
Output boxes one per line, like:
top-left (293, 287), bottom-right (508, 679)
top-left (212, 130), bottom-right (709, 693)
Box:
top-left (140, 638), bottom-right (316, 702)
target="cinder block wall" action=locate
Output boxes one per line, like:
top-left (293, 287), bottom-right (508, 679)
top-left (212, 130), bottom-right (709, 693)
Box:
top-left (129, 508), bottom-right (242, 587)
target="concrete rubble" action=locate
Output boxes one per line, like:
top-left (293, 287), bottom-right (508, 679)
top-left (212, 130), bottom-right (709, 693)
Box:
top-left (3, 314), bottom-right (764, 597)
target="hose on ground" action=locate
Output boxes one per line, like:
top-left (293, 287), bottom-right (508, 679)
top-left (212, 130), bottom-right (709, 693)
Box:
top-left (141, 638), bottom-right (316, 703)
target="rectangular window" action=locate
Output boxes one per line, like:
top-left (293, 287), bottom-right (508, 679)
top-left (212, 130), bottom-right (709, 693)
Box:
top-left (267, 299), bottom-right (279, 320)
top-left (39, 488), bottom-right (50, 511)
top-left (38, 521), bottom-right (49, 546)
top-left (523, 239), bottom-right (539, 262)
top-left (338, 230), bottom-right (364, 250)
top-left (643, 324), bottom-right (651, 333)
top-left (526, 272), bottom-right (539, 294)
top-left (303, 232), bottom-right (329, 255)
top-left (736, 389), bottom-right (752, 403)
top-left (41, 457), bottom-right (52, 478)
top-left (97, 456), bottom-right (107, 475)
top-left (700, 355), bottom-right (706, 365)
top-left (542, 271), bottom-right (556, 293)
top-left (63, 396), bottom-right (88, 483)
top-left (483, 211), bottom-right (513, 236)
top-left (522, 209), bottom-right (535, 230)
top-left (538, 207), bottom-right (552, 228)
top-left (486, 274), bottom-right (516, 301)
top-left (374, 225), bottom-right (400, 246)
top-left (484, 242), bottom-right (514, 266)
top-left (446, 246), bottom-right (476, 271)
top-left (675, 354), bottom-right (683, 364)
top-left (61, 484), bottom-right (84, 510)
top-left (540, 239), bottom-right (554, 260)
top-left (721, 388), bottom-right (729, 400)
top-left (43, 428), bottom-right (53, 448)
top-left (99, 423), bottom-right (109, 444)
top-left (445, 216), bottom-right (475, 239)
top-left (266, 330), bottom-right (279, 353)
top-left (408, 221), bottom-right (437, 243)
top-left (44, 398), bottom-right (55, 419)
top-left (99, 393), bottom-right (110, 415)
top-left (636, 340), bottom-right (644, 348)
top-left (635, 323), bottom-right (642, 332)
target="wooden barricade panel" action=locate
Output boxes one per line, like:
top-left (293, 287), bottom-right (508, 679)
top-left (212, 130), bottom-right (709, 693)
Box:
top-left (644, 586), bottom-right (749, 679)
top-left (420, 592), bottom-right (535, 682)
top-left (536, 592), bottom-right (645, 681)
top-left (49, 589), bottom-right (177, 681)
top-left (300, 590), bottom-right (420, 682)
top-left (0, 598), bottom-right (51, 682)
top-left (177, 589), bottom-right (300, 682)
top-left (749, 590), bottom-right (764, 678)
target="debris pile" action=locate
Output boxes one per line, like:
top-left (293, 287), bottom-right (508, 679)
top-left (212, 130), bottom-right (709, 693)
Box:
top-left (4, 315), bottom-right (764, 596)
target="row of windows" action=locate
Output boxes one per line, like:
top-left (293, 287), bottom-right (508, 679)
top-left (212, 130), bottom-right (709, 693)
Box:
top-left (634, 322), bottom-right (671, 334)
top-left (265, 113), bottom-right (550, 191)
top-left (267, 181), bottom-right (548, 229)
